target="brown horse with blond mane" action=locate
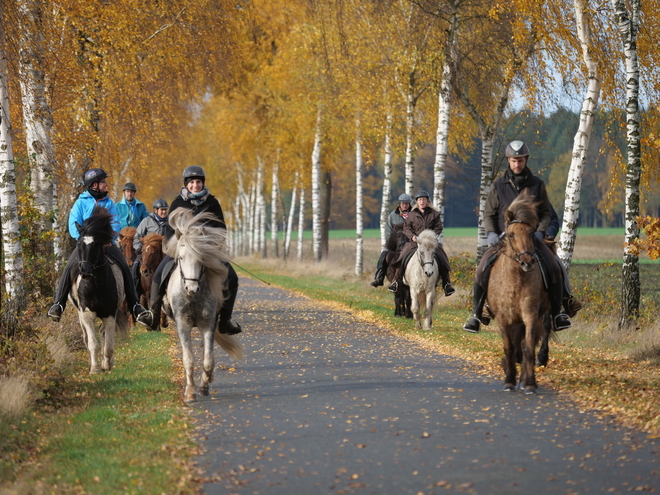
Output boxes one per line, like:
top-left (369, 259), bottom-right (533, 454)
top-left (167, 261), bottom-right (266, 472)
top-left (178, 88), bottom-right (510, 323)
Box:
top-left (486, 190), bottom-right (550, 395)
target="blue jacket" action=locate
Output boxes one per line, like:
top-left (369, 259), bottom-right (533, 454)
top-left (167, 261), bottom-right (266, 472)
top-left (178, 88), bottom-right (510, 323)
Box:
top-left (68, 191), bottom-right (120, 241)
top-left (116, 197), bottom-right (149, 229)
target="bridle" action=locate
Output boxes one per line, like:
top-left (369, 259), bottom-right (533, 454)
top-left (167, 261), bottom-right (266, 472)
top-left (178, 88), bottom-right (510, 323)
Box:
top-left (178, 256), bottom-right (205, 285)
top-left (140, 244), bottom-right (162, 275)
top-left (499, 219), bottom-right (539, 267)
top-left (417, 244), bottom-right (435, 270)
top-left (78, 241), bottom-right (108, 272)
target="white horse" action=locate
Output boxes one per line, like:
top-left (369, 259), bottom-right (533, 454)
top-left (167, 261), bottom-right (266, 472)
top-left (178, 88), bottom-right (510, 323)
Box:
top-left (403, 229), bottom-right (440, 330)
top-left (164, 209), bottom-right (243, 402)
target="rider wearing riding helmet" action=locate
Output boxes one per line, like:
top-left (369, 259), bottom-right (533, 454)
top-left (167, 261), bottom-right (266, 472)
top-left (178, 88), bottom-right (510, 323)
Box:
top-left (142, 166), bottom-right (242, 335)
top-left (116, 182), bottom-right (149, 229)
top-left (463, 140), bottom-right (580, 333)
top-left (370, 193), bottom-right (412, 287)
top-left (387, 190), bottom-right (455, 297)
top-left (47, 168), bottom-right (150, 324)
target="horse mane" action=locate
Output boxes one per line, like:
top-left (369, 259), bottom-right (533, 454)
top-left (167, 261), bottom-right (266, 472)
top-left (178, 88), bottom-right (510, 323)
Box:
top-left (142, 232), bottom-right (163, 248)
top-left (79, 207), bottom-right (115, 245)
top-left (119, 226), bottom-right (136, 239)
top-left (165, 209), bottom-right (229, 302)
top-left (416, 230), bottom-right (439, 250)
top-left (386, 224), bottom-right (407, 252)
top-left (505, 190), bottom-right (540, 231)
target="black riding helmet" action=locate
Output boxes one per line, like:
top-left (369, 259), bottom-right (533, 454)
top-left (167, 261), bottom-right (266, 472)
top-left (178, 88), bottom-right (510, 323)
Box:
top-left (153, 199), bottom-right (168, 209)
top-left (183, 165), bottom-right (205, 186)
top-left (82, 168), bottom-right (108, 189)
top-left (414, 190), bottom-right (430, 200)
top-left (123, 182), bottom-right (137, 192)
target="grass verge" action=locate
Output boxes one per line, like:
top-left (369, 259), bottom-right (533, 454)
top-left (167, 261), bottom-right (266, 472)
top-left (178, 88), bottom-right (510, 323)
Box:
top-left (233, 258), bottom-right (660, 438)
top-left (0, 329), bottom-right (197, 495)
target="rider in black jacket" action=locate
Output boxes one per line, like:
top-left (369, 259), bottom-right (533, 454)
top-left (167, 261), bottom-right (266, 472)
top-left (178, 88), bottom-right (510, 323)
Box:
top-left (143, 166), bottom-right (241, 335)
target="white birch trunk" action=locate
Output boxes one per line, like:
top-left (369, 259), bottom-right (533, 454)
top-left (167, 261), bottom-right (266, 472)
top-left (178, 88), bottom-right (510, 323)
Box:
top-left (311, 108), bottom-right (322, 263)
top-left (256, 158), bottom-right (266, 257)
top-left (404, 75), bottom-right (416, 197)
top-left (476, 135), bottom-right (495, 259)
top-left (355, 120), bottom-right (364, 276)
top-left (52, 182), bottom-right (62, 270)
top-left (433, 59), bottom-right (452, 244)
top-left (379, 113), bottom-right (393, 250)
top-left (611, 0), bottom-right (642, 326)
top-left (557, 0), bottom-right (601, 269)
top-left (284, 170), bottom-right (299, 259)
top-left (248, 180), bottom-right (256, 254)
top-left (17, 0), bottom-right (56, 235)
top-left (270, 155), bottom-right (280, 258)
top-left (297, 186), bottom-right (306, 262)
top-left (0, 22), bottom-right (25, 306)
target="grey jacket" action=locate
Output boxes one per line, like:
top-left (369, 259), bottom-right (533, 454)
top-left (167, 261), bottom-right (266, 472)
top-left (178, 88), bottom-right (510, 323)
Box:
top-left (133, 213), bottom-right (168, 254)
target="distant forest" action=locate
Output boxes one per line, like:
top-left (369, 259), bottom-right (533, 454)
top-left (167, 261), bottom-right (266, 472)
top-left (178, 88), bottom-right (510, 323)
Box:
top-left (326, 108), bottom-right (660, 230)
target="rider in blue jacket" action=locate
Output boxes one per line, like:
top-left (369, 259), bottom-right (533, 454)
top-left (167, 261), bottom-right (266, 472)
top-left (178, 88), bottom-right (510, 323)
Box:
top-left (47, 169), bottom-right (150, 325)
top-left (115, 182), bottom-right (149, 229)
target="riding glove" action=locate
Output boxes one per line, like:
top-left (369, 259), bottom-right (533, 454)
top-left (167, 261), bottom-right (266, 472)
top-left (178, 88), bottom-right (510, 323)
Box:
top-left (487, 232), bottom-right (500, 246)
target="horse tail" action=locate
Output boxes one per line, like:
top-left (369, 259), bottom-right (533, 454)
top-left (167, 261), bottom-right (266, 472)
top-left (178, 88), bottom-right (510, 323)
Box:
top-left (214, 332), bottom-right (244, 360)
top-left (115, 307), bottom-right (130, 340)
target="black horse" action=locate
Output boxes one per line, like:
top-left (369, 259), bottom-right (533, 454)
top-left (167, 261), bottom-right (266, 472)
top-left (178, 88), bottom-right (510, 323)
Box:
top-left (69, 207), bottom-right (128, 373)
top-left (386, 224), bottom-right (413, 318)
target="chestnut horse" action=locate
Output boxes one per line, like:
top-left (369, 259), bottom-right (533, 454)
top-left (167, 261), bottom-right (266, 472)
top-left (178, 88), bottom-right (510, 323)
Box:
top-left (486, 192), bottom-right (550, 395)
top-left (139, 233), bottom-right (167, 329)
top-left (117, 227), bottom-right (137, 267)
top-left (386, 224), bottom-right (412, 318)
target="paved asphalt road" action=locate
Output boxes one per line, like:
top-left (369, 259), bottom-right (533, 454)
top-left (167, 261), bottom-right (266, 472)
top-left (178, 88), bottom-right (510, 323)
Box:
top-left (192, 278), bottom-right (659, 494)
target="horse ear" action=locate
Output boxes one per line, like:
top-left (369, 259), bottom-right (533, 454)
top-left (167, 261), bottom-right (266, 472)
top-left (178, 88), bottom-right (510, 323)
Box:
top-left (504, 210), bottom-right (514, 223)
top-left (76, 222), bottom-right (83, 233)
top-left (175, 228), bottom-right (182, 239)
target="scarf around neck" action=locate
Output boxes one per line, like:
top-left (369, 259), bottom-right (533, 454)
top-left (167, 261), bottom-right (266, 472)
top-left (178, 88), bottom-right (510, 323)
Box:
top-left (180, 186), bottom-right (210, 207)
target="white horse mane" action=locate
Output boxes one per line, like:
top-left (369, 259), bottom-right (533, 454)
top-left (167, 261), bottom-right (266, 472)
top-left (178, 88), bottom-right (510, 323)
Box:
top-left (165, 209), bottom-right (229, 302)
top-left (416, 230), bottom-right (439, 251)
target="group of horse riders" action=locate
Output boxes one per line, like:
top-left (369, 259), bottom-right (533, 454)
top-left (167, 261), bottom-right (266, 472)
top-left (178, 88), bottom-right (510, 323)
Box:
top-left (47, 166), bottom-right (242, 336)
top-left (370, 140), bottom-right (582, 332)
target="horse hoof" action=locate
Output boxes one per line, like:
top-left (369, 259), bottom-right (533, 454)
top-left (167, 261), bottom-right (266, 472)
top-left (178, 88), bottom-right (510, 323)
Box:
top-left (503, 385), bottom-right (515, 392)
top-left (184, 395), bottom-right (197, 403)
top-left (524, 387), bottom-right (538, 395)
top-left (200, 386), bottom-right (209, 396)
top-left (536, 358), bottom-right (548, 367)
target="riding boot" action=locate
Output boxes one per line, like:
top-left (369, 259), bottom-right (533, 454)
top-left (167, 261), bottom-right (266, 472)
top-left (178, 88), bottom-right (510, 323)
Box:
top-left (463, 282), bottom-right (490, 333)
top-left (371, 251), bottom-right (388, 287)
top-left (144, 258), bottom-right (172, 330)
top-left (550, 282), bottom-right (571, 331)
top-left (217, 263), bottom-right (242, 335)
top-left (387, 268), bottom-right (400, 293)
top-left (47, 249), bottom-right (78, 322)
top-left (132, 260), bottom-right (142, 298)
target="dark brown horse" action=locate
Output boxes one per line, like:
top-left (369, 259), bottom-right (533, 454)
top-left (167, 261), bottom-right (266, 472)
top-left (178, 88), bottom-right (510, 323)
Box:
top-left (117, 227), bottom-right (137, 267)
top-left (487, 192), bottom-right (550, 394)
top-left (139, 233), bottom-right (167, 329)
top-left (386, 224), bottom-right (412, 318)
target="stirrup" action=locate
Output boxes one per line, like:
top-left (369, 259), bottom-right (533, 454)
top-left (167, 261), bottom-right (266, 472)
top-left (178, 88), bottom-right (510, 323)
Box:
top-left (47, 303), bottom-right (64, 322)
top-left (554, 313), bottom-right (572, 331)
top-left (444, 283), bottom-right (456, 297)
top-left (387, 281), bottom-right (398, 293)
top-left (463, 316), bottom-right (481, 333)
top-left (135, 307), bottom-right (153, 327)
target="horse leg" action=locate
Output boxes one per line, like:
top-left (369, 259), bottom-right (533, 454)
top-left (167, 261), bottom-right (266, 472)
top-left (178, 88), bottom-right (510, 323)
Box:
top-left (520, 317), bottom-right (539, 395)
top-left (501, 330), bottom-right (517, 391)
top-left (404, 286), bottom-right (413, 319)
top-left (410, 289), bottom-right (422, 329)
top-left (199, 326), bottom-right (215, 396)
top-left (100, 317), bottom-right (115, 371)
top-left (177, 327), bottom-right (197, 402)
top-left (423, 289), bottom-right (434, 330)
top-left (80, 311), bottom-right (101, 374)
top-left (536, 313), bottom-right (552, 367)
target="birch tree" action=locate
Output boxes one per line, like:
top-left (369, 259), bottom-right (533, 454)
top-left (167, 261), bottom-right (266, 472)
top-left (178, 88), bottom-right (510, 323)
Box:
top-left (557, 0), bottom-right (602, 269)
top-left (270, 156), bottom-right (280, 258)
top-left (355, 119), bottom-right (364, 276)
top-left (0, 15), bottom-right (25, 314)
top-left (379, 113), bottom-right (394, 249)
top-left (284, 170), bottom-right (299, 259)
top-left (17, 0), bottom-right (56, 235)
top-left (311, 108), bottom-right (322, 263)
top-left (297, 185), bottom-right (306, 263)
top-left (611, 0), bottom-right (642, 327)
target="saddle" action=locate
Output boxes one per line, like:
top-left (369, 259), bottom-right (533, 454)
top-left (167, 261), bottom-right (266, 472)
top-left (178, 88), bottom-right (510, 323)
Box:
top-left (158, 259), bottom-right (177, 294)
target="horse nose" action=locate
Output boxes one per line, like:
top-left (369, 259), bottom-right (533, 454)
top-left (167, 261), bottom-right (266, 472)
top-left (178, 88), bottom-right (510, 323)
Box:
top-left (425, 269), bottom-right (435, 277)
top-left (185, 284), bottom-right (199, 296)
top-left (519, 255), bottom-right (535, 272)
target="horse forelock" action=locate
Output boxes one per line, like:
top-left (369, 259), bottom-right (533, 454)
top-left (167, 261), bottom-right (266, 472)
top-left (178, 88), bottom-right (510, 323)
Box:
top-left (142, 233), bottom-right (163, 249)
top-left (507, 193), bottom-right (540, 231)
top-left (416, 230), bottom-right (438, 251)
top-left (166, 209), bottom-right (228, 272)
top-left (79, 208), bottom-right (114, 244)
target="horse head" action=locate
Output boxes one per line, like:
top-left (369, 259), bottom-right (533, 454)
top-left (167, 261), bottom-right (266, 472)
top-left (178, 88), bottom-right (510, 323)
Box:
top-left (503, 191), bottom-right (540, 272)
top-left (76, 207), bottom-right (114, 279)
top-left (140, 234), bottom-right (164, 277)
top-left (117, 227), bottom-right (137, 267)
top-left (415, 230), bottom-right (439, 278)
